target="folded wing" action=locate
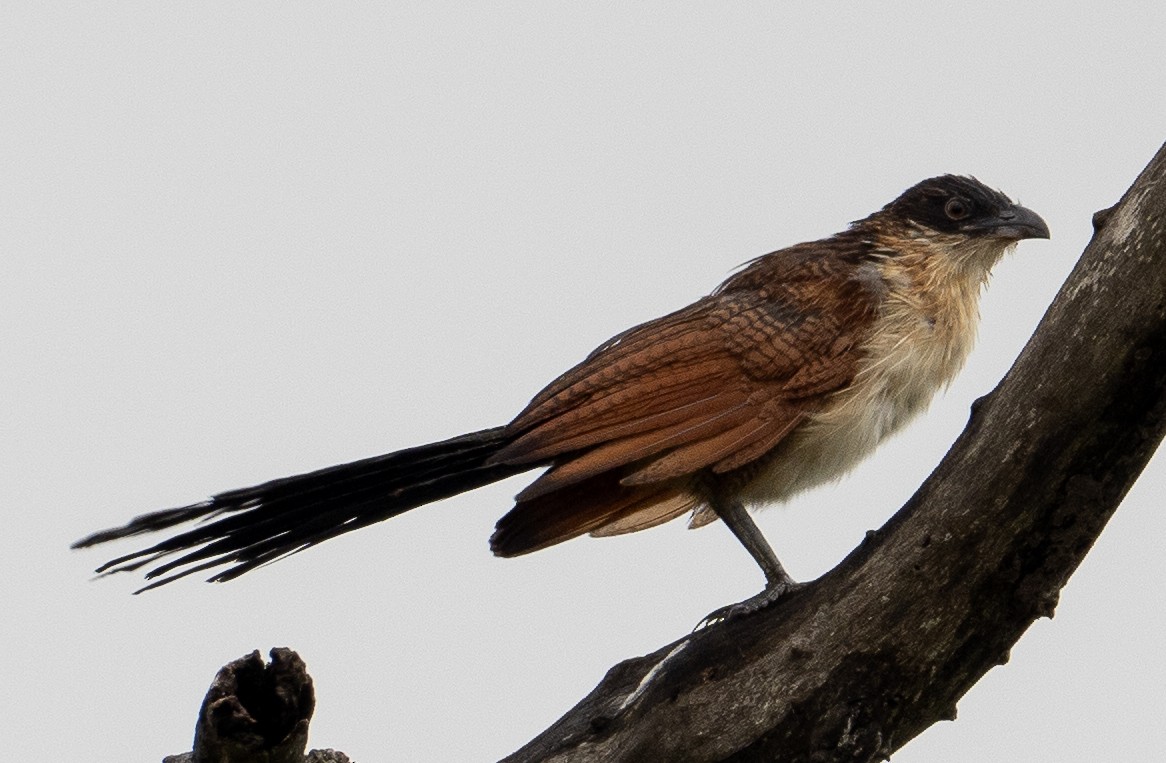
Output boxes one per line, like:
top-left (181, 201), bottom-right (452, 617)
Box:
top-left (490, 243), bottom-right (881, 555)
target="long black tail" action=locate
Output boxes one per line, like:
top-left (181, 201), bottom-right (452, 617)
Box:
top-left (73, 427), bottom-right (525, 591)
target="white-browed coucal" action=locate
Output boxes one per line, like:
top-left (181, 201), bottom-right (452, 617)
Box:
top-left (75, 175), bottom-right (1050, 621)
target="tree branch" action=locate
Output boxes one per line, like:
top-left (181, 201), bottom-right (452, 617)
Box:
top-left (162, 648), bottom-right (351, 763)
top-left (504, 144), bottom-right (1166, 762)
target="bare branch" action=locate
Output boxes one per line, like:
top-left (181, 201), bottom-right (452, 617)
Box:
top-left (162, 649), bottom-right (350, 763)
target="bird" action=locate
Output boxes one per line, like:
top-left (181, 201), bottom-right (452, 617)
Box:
top-left (74, 175), bottom-right (1049, 622)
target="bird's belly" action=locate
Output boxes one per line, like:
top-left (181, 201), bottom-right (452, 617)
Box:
top-left (737, 321), bottom-right (968, 507)
top-left (738, 394), bottom-right (911, 506)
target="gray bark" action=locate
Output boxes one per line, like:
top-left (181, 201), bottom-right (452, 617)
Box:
top-left (503, 145), bottom-right (1166, 763)
top-left (162, 648), bottom-right (351, 763)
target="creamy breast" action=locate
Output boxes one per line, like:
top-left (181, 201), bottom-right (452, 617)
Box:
top-left (737, 234), bottom-right (1009, 508)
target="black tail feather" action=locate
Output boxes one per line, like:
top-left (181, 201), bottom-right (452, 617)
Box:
top-left (73, 426), bottom-right (527, 590)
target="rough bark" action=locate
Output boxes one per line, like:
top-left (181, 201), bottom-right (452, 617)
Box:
top-left (503, 146), bottom-right (1166, 763)
top-left (162, 648), bottom-right (350, 763)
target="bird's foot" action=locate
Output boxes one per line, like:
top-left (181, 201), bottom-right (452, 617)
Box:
top-left (696, 580), bottom-right (804, 630)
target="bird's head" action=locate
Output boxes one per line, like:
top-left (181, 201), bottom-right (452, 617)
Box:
top-left (861, 175), bottom-right (1050, 273)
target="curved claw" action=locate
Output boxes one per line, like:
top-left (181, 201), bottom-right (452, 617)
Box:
top-left (696, 580), bottom-right (804, 630)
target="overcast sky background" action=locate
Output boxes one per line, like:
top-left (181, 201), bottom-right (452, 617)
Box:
top-left (4, 3), bottom-right (1165, 761)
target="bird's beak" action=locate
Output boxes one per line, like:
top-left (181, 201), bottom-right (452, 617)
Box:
top-left (965, 204), bottom-right (1051, 241)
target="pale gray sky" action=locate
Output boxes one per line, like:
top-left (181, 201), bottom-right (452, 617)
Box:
top-left (4, 3), bottom-right (1165, 761)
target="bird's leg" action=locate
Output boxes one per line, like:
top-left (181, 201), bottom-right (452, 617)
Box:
top-left (699, 499), bottom-right (800, 628)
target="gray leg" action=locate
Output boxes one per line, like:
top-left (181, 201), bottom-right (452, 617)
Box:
top-left (699, 499), bottom-right (799, 627)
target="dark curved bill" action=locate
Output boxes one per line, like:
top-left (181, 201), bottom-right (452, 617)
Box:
top-left (965, 203), bottom-right (1050, 240)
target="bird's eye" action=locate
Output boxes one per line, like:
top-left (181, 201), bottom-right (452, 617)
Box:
top-left (944, 198), bottom-right (970, 220)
